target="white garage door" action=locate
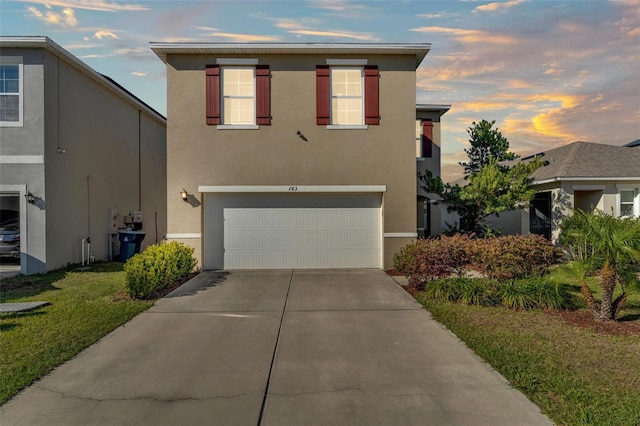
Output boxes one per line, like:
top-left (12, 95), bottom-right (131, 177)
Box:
top-left (204, 193), bottom-right (382, 269)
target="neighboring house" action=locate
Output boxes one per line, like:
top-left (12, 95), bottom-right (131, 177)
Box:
top-left (526, 141), bottom-right (640, 241)
top-left (150, 42), bottom-right (430, 270)
top-left (416, 104), bottom-right (450, 237)
top-left (0, 36), bottom-right (167, 275)
top-left (437, 141), bottom-right (640, 240)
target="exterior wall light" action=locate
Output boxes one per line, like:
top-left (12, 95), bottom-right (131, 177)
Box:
top-left (180, 189), bottom-right (189, 201)
top-left (25, 191), bottom-right (36, 204)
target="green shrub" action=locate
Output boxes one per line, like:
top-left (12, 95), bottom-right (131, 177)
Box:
top-left (423, 278), bottom-right (496, 306)
top-left (495, 278), bottom-right (564, 310)
top-left (124, 241), bottom-right (197, 299)
top-left (420, 277), bottom-right (564, 310)
top-left (468, 234), bottom-right (562, 280)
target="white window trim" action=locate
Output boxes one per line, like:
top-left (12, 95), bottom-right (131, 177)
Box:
top-left (616, 187), bottom-right (639, 218)
top-left (220, 66), bottom-right (256, 126)
top-left (0, 56), bottom-right (24, 127)
top-left (416, 119), bottom-right (422, 158)
top-left (326, 124), bottom-right (368, 130)
top-left (329, 66), bottom-right (364, 127)
top-left (216, 124), bottom-right (259, 130)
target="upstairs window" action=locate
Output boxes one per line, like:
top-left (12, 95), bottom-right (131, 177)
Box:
top-left (316, 62), bottom-right (379, 128)
top-left (222, 67), bottom-right (255, 125)
top-left (0, 57), bottom-right (23, 127)
top-left (206, 61), bottom-right (270, 128)
top-left (416, 119), bottom-right (433, 158)
top-left (331, 68), bottom-right (363, 125)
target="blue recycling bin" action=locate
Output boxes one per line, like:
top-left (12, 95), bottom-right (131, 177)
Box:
top-left (118, 231), bottom-right (145, 262)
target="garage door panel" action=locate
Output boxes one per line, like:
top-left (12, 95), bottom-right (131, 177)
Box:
top-left (205, 194), bottom-right (381, 269)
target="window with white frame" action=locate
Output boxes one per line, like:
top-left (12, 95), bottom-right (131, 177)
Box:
top-left (331, 67), bottom-right (363, 125)
top-left (415, 120), bottom-right (422, 157)
top-left (619, 189), bottom-right (638, 217)
top-left (222, 67), bottom-right (255, 125)
top-left (0, 57), bottom-right (23, 126)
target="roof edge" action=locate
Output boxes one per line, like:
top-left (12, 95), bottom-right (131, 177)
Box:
top-left (533, 176), bottom-right (640, 185)
top-left (416, 103), bottom-right (451, 115)
top-left (149, 42), bottom-right (431, 68)
top-left (1, 36), bottom-right (165, 123)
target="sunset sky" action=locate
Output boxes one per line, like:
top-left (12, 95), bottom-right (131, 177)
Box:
top-left (1, 0), bottom-right (638, 181)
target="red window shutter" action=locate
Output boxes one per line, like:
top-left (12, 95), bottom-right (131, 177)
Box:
top-left (316, 65), bottom-right (330, 125)
top-left (255, 65), bottom-right (271, 125)
top-left (205, 65), bottom-right (220, 125)
top-left (422, 120), bottom-right (433, 158)
top-left (364, 65), bottom-right (379, 125)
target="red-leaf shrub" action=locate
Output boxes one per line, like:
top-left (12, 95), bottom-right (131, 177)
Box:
top-left (468, 234), bottom-right (562, 280)
top-left (394, 234), bottom-right (561, 290)
top-left (394, 234), bottom-right (471, 291)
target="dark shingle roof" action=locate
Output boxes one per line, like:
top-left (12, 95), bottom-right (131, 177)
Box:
top-left (531, 141), bottom-right (640, 181)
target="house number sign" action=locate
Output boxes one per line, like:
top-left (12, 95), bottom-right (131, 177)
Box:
top-left (288, 186), bottom-right (298, 192)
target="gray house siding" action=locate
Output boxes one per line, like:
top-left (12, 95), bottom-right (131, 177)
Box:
top-left (1, 37), bottom-right (167, 274)
top-left (0, 48), bottom-right (47, 273)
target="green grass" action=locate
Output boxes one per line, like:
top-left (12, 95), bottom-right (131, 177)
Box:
top-left (0, 262), bottom-right (153, 404)
top-left (415, 265), bottom-right (640, 425)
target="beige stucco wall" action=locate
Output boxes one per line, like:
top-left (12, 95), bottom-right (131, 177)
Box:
top-left (43, 51), bottom-right (167, 270)
top-left (165, 53), bottom-right (418, 269)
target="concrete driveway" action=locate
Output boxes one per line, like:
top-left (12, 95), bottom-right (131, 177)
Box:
top-left (0, 270), bottom-right (551, 425)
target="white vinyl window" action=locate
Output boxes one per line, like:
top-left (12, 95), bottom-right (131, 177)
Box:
top-left (619, 189), bottom-right (638, 218)
top-left (222, 67), bottom-right (255, 125)
top-left (0, 57), bottom-right (23, 127)
top-left (331, 67), bottom-right (363, 125)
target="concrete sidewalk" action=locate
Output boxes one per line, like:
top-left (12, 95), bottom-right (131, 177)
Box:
top-left (0, 270), bottom-right (552, 425)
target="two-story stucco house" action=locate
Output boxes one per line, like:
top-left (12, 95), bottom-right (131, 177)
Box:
top-left (0, 36), bottom-right (167, 275)
top-left (151, 42), bottom-right (430, 270)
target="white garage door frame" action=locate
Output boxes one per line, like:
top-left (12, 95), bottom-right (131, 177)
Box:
top-left (200, 185), bottom-right (386, 270)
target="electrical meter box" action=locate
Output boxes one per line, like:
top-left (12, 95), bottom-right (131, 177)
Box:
top-left (132, 211), bottom-right (143, 231)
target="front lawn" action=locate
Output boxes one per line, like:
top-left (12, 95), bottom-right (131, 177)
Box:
top-left (414, 264), bottom-right (640, 426)
top-left (0, 262), bottom-right (153, 404)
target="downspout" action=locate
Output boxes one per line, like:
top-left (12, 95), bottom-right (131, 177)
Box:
top-left (86, 174), bottom-right (93, 261)
top-left (138, 110), bottom-right (142, 211)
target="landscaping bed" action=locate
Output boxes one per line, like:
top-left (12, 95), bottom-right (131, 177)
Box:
top-left (396, 263), bottom-right (640, 425)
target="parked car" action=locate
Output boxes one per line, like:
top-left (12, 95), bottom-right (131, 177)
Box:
top-left (0, 222), bottom-right (20, 258)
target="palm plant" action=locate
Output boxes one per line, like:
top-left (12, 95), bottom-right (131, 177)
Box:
top-left (560, 209), bottom-right (640, 321)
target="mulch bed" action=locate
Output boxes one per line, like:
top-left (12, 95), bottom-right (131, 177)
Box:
top-left (546, 309), bottom-right (640, 337)
top-left (0, 278), bottom-right (48, 293)
top-left (390, 272), bottom-right (640, 337)
top-left (146, 271), bottom-right (200, 300)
